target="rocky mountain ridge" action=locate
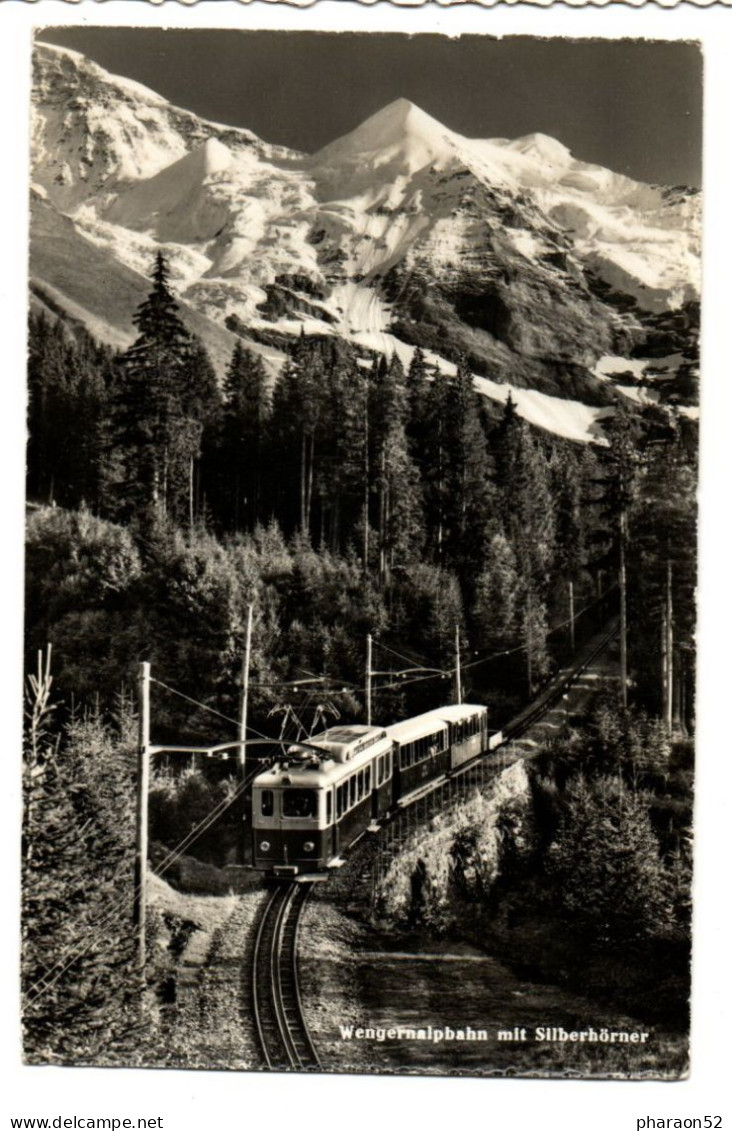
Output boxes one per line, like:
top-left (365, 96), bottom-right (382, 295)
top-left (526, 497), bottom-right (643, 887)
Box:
top-left (30, 42), bottom-right (701, 442)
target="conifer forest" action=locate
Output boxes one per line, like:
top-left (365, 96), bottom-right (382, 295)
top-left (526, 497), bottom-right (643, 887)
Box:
top-left (23, 249), bottom-right (697, 1068)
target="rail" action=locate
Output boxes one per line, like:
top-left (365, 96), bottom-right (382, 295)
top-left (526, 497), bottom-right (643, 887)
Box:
top-left (251, 882), bottom-right (321, 1072)
top-left (502, 617), bottom-right (619, 744)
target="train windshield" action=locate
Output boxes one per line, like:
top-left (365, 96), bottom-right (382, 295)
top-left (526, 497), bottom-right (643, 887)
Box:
top-left (282, 789), bottom-right (318, 818)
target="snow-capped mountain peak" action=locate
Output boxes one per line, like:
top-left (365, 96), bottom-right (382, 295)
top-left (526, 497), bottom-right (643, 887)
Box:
top-left (311, 97), bottom-right (460, 167)
top-left (29, 43), bottom-right (700, 446)
top-left (503, 132), bottom-right (574, 166)
top-left (31, 42), bottom-right (293, 211)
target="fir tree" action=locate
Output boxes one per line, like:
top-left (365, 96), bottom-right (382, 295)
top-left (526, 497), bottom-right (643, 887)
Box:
top-left (22, 653), bottom-right (141, 1063)
top-left (114, 253), bottom-right (216, 521)
top-left (369, 353), bottom-right (424, 584)
top-left (421, 367), bottom-right (453, 565)
top-left (27, 313), bottom-right (116, 513)
top-left (215, 341), bottom-right (269, 531)
top-left (442, 357), bottom-right (495, 585)
top-left (546, 774), bottom-right (674, 945)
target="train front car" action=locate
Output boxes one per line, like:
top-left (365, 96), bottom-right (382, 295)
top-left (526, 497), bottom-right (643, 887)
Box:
top-left (251, 725), bottom-right (394, 877)
top-left (430, 704), bottom-right (490, 770)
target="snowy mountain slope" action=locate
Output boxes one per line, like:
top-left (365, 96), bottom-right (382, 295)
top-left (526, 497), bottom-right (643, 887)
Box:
top-left (31, 43), bottom-right (297, 212)
top-left (30, 190), bottom-right (284, 377)
top-left (30, 44), bottom-right (700, 441)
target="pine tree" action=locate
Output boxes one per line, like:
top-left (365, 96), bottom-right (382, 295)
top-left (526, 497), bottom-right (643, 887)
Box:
top-left (405, 346), bottom-right (431, 455)
top-left (442, 358), bottom-right (495, 585)
top-left (421, 367), bottom-right (453, 565)
top-left (368, 353), bottom-right (424, 584)
top-left (550, 445), bottom-right (585, 580)
top-left (114, 253), bottom-right (209, 520)
top-left (627, 441), bottom-right (697, 721)
top-left (492, 399), bottom-right (556, 690)
top-left (215, 341), bottom-right (268, 531)
top-left (22, 653), bottom-right (141, 1063)
top-left (27, 313), bottom-right (116, 513)
top-left (599, 400), bottom-right (644, 525)
top-left (546, 775), bottom-right (674, 945)
top-left (268, 340), bottom-right (328, 539)
top-left (472, 532), bottom-right (521, 653)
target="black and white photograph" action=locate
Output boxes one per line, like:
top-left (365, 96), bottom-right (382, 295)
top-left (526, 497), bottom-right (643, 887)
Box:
top-left (18, 23), bottom-right (704, 1086)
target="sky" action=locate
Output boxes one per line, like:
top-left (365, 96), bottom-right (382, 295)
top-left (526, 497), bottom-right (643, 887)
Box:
top-left (36, 28), bottom-right (702, 188)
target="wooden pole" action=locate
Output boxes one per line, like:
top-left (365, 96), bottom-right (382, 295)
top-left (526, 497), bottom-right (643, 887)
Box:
top-left (666, 561), bottom-right (674, 731)
top-left (134, 661), bottom-right (151, 970)
top-left (526, 589), bottom-right (533, 699)
top-left (619, 511), bottom-right (628, 709)
top-left (239, 603), bottom-right (254, 778)
top-left (661, 600), bottom-right (669, 724)
top-left (366, 633), bottom-right (373, 726)
top-left (455, 623), bottom-right (462, 705)
top-left (363, 381), bottom-right (370, 574)
top-left (189, 455), bottom-right (195, 529)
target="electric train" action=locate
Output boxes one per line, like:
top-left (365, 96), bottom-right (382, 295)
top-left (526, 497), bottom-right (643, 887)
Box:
top-left (251, 704), bottom-right (495, 876)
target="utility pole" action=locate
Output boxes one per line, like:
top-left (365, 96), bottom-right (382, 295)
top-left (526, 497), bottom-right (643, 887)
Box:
top-left (568, 579), bottom-right (575, 654)
top-left (366, 634), bottom-right (373, 726)
top-left (661, 598), bottom-right (669, 725)
top-left (363, 381), bottom-right (369, 574)
top-left (189, 455), bottom-right (195, 529)
top-left (239, 603), bottom-right (254, 779)
top-left (666, 561), bottom-right (674, 731)
top-left (619, 510), bottom-right (628, 709)
top-left (134, 661), bottom-right (151, 970)
top-left (454, 623), bottom-right (462, 705)
top-left (526, 589), bottom-right (533, 699)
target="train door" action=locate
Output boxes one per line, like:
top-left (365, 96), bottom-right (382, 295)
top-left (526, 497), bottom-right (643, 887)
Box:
top-left (327, 788), bottom-right (338, 860)
top-left (371, 757), bottom-right (380, 820)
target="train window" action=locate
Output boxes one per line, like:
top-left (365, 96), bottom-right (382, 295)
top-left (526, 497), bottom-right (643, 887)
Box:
top-left (387, 750), bottom-right (392, 777)
top-left (326, 792), bottom-right (332, 824)
top-left (349, 776), bottom-right (356, 808)
top-left (282, 789), bottom-right (317, 818)
top-left (338, 783), bottom-right (346, 818)
top-left (376, 756), bottom-right (383, 786)
top-left (261, 789), bottom-right (274, 817)
top-left (365, 766), bottom-right (371, 792)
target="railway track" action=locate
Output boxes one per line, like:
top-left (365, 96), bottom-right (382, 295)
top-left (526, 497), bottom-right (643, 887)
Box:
top-left (248, 619), bottom-right (619, 1066)
top-left (502, 617), bottom-right (619, 745)
top-left (251, 882), bottom-right (321, 1072)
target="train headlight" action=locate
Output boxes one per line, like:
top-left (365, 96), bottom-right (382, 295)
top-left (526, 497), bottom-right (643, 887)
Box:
top-left (259, 840), bottom-right (271, 852)
top-left (303, 841), bottom-right (315, 853)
